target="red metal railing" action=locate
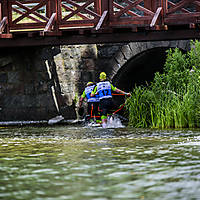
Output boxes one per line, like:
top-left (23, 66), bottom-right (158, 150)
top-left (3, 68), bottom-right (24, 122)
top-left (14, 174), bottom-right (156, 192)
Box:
top-left (0, 0), bottom-right (200, 35)
top-left (109, 0), bottom-right (161, 27)
top-left (59, 0), bottom-right (102, 28)
top-left (8, 0), bottom-right (52, 30)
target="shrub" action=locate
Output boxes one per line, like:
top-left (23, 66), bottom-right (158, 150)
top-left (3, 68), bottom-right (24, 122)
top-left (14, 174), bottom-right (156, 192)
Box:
top-left (126, 40), bottom-right (200, 128)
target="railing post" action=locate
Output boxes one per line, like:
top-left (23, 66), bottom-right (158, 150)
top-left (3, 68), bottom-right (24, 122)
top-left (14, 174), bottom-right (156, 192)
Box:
top-left (144, 0), bottom-right (162, 12)
top-left (161, 0), bottom-right (167, 26)
top-left (2, 0), bottom-right (7, 18)
top-left (0, 2), bottom-right (2, 21)
top-left (162, 0), bottom-right (168, 15)
top-left (57, 0), bottom-right (61, 29)
top-left (94, 0), bottom-right (109, 30)
top-left (47, 0), bottom-right (59, 33)
top-left (101, 0), bottom-right (109, 13)
top-left (144, 0), bottom-right (152, 11)
top-left (94, 0), bottom-right (102, 16)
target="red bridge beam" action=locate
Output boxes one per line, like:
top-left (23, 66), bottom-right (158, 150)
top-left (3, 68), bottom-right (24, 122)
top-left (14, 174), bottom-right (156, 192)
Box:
top-left (0, 0), bottom-right (200, 46)
top-left (0, 29), bottom-right (200, 48)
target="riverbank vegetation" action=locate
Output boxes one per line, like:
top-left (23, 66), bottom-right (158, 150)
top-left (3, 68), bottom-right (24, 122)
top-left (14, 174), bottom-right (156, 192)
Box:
top-left (126, 40), bottom-right (200, 128)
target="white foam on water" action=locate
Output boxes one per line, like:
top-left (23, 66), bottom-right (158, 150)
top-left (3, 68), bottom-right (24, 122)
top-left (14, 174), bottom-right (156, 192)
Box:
top-left (86, 122), bottom-right (101, 127)
top-left (179, 142), bottom-right (200, 146)
top-left (84, 116), bottom-right (124, 129)
top-left (105, 116), bottom-right (125, 128)
top-left (48, 115), bottom-right (64, 125)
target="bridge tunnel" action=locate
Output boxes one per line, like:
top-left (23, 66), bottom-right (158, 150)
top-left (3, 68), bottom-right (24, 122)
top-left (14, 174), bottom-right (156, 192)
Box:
top-left (110, 47), bottom-right (177, 109)
top-left (113, 47), bottom-right (172, 92)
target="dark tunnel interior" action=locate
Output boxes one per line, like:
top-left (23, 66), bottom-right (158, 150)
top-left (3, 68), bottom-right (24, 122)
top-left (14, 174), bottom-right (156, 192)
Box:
top-left (113, 47), bottom-right (171, 92)
top-left (111, 47), bottom-right (173, 108)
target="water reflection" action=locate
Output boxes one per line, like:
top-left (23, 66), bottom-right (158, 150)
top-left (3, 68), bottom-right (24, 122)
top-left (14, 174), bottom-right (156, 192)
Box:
top-left (0, 126), bottom-right (200, 199)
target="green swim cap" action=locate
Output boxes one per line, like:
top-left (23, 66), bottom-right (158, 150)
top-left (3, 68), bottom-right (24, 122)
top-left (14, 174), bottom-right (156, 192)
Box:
top-left (99, 72), bottom-right (106, 80)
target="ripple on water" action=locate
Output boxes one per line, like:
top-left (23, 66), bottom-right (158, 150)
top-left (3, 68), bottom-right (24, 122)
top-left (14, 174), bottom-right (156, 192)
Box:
top-left (1, 126), bottom-right (200, 200)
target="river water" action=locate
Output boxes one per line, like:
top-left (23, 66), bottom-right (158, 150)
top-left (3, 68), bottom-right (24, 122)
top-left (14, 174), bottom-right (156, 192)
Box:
top-left (0, 125), bottom-right (200, 200)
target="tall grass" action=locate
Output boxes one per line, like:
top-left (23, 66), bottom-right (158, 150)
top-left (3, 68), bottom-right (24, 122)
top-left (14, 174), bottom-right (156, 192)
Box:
top-left (126, 40), bottom-right (200, 128)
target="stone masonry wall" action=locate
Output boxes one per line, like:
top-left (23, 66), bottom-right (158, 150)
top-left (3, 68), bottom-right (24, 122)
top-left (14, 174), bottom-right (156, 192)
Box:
top-left (0, 45), bottom-right (98, 121)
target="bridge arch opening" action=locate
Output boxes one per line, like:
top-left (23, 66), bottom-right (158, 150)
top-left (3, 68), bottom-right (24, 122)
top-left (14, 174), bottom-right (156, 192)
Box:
top-left (113, 47), bottom-right (181, 92)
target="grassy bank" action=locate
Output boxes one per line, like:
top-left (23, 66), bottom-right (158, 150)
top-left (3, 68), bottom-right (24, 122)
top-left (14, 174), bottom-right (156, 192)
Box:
top-left (126, 40), bottom-right (200, 128)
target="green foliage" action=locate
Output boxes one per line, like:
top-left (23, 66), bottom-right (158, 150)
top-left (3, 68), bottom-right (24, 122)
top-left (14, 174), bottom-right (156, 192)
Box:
top-left (126, 40), bottom-right (200, 128)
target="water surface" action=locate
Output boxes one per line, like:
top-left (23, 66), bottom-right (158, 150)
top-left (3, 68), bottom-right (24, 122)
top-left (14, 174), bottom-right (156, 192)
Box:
top-left (0, 125), bottom-right (200, 200)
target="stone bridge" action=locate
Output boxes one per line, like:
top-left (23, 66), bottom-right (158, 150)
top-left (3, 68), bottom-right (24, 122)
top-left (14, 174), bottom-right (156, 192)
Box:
top-left (0, 40), bottom-right (191, 121)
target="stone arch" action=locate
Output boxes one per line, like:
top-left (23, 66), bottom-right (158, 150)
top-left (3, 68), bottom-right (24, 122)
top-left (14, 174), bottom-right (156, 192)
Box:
top-left (106, 40), bottom-right (190, 91)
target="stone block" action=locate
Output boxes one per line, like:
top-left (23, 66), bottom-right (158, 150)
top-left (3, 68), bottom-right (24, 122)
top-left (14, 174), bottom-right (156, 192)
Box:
top-left (97, 44), bottom-right (123, 58)
top-left (34, 61), bottom-right (48, 72)
top-left (129, 42), bottom-right (141, 56)
top-left (0, 73), bottom-right (8, 83)
top-left (7, 71), bottom-right (21, 84)
top-left (108, 59), bottom-right (120, 79)
top-left (35, 82), bottom-right (49, 94)
top-left (60, 104), bottom-right (76, 119)
top-left (115, 50), bottom-right (126, 66)
top-left (161, 41), bottom-right (170, 47)
top-left (169, 40), bottom-right (179, 48)
top-left (81, 45), bottom-right (97, 58)
top-left (3, 95), bottom-right (26, 108)
top-left (84, 59), bottom-right (95, 70)
top-left (121, 45), bottom-right (134, 60)
top-left (0, 56), bottom-right (12, 67)
top-left (138, 42), bottom-right (148, 52)
top-left (178, 40), bottom-right (190, 51)
top-left (81, 71), bottom-right (93, 82)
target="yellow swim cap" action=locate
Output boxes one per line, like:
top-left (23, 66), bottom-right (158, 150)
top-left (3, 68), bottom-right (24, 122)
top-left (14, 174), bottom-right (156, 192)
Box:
top-left (87, 82), bottom-right (93, 86)
top-left (99, 72), bottom-right (106, 80)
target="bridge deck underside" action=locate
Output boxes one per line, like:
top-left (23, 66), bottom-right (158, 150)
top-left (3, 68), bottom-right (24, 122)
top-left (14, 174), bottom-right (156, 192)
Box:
top-left (0, 0), bottom-right (200, 47)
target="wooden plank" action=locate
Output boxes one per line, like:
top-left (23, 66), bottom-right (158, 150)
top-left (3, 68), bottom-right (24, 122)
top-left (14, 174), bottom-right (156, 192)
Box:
top-left (95, 10), bottom-right (108, 30)
top-left (135, 5), bottom-right (154, 16)
top-left (194, 1), bottom-right (200, 7)
top-left (10, 23), bottom-right (46, 30)
top-left (114, 0), bottom-right (144, 19)
top-left (60, 19), bottom-right (96, 26)
top-left (113, 2), bottom-right (140, 17)
top-left (39, 31), bottom-right (62, 36)
top-left (2, 29), bottom-right (200, 48)
top-left (168, 1), bottom-right (190, 13)
top-left (167, 0), bottom-right (196, 15)
top-left (110, 16), bottom-right (152, 26)
top-left (165, 14), bottom-right (200, 24)
top-left (150, 7), bottom-right (162, 27)
top-left (165, 12), bottom-right (200, 19)
top-left (0, 33), bottom-right (12, 38)
top-left (0, 3), bottom-right (2, 20)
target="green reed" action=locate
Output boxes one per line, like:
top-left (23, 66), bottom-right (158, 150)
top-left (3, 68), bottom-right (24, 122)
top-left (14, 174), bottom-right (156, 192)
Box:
top-left (126, 40), bottom-right (200, 128)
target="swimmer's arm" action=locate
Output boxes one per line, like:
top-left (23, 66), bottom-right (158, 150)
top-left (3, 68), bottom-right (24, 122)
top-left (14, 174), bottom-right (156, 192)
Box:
top-left (79, 91), bottom-right (86, 107)
top-left (111, 84), bottom-right (131, 96)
